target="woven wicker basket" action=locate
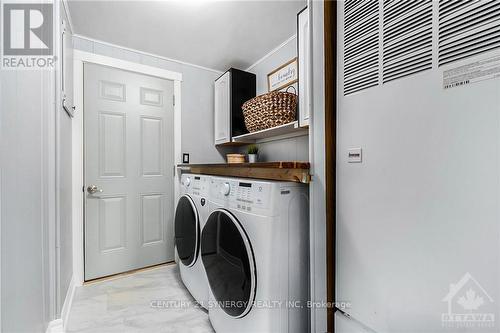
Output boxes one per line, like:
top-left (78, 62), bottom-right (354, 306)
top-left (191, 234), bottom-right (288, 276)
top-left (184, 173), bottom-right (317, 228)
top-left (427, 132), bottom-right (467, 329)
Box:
top-left (226, 154), bottom-right (245, 164)
top-left (241, 87), bottom-right (297, 132)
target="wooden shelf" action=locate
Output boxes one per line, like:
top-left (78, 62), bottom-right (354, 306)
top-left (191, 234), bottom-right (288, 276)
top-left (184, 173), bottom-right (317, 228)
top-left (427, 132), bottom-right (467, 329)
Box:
top-left (177, 161), bottom-right (311, 184)
top-left (232, 121), bottom-right (308, 143)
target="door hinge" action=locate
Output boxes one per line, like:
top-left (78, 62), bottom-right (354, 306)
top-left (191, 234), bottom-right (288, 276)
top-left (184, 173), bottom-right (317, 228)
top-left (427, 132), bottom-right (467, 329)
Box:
top-left (173, 165), bottom-right (176, 177)
top-left (173, 95), bottom-right (175, 106)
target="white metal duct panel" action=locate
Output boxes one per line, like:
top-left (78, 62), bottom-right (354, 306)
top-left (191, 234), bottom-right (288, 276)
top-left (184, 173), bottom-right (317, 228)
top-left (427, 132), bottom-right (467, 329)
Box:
top-left (343, 0), bottom-right (380, 95)
top-left (383, 0), bottom-right (433, 82)
top-left (337, 1), bottom-right (500, 332)
top-left (439, 0), bottom-right (500, 66)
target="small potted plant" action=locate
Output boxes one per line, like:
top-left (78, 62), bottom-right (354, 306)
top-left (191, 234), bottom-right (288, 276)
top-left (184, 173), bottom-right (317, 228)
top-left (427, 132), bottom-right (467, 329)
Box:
top-left (247, 145), bottom-right (259, 163)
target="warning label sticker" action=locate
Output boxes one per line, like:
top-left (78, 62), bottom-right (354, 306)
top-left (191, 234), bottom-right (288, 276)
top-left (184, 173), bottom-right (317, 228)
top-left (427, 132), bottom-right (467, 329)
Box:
top-left (443, 55), bottom-right (500, 89)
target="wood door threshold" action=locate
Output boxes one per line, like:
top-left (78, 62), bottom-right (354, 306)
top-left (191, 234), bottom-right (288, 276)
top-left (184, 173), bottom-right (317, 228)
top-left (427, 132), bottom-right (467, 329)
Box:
top-left (84, 261), bottom-right (176, 285)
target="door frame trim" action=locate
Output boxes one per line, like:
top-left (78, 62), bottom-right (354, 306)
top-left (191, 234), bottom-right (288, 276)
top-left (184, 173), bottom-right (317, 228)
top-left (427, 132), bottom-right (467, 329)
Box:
top-left (72, 50), bottom-right (183, 286)
top-left (324, 1), bottom-right (337, 331)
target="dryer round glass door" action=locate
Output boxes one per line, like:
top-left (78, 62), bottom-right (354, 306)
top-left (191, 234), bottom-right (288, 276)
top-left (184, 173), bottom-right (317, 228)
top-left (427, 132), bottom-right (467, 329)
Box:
top-left (174, 195), bottom-right (199, 267)
top-left (201, 209), bottom-right (256, 318)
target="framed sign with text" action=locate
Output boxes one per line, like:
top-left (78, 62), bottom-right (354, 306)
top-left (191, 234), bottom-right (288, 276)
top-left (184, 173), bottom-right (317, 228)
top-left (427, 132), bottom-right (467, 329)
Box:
top-left (267, 57), bottom-right (298, 92)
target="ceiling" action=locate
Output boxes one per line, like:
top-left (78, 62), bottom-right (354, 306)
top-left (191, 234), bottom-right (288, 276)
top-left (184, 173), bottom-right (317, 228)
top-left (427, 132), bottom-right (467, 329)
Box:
top-left (67, 0), bottom-right (306, 71)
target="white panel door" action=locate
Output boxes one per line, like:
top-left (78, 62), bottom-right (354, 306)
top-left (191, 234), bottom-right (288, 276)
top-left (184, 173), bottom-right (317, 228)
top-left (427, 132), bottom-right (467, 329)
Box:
top-left (84, 63), bottom-right (174, 280)
top-left (214, 71), bottom-right (230, 145)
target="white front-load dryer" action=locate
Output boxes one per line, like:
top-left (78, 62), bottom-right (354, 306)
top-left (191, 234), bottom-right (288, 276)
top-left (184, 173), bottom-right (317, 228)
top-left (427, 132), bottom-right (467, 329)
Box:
top-left (174, 173), bottom-right (210, 308)
top-left (201, 176), bottom-right (310, 333)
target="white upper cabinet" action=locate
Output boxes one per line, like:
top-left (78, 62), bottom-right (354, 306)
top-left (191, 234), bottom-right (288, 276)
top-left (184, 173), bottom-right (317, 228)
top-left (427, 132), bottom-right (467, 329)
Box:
top-left (298, 7), bottom-right (310, 128)
top-left (214, 69), bottom-right (256, 145)
top-left (214, 71), bottom-right (231, 145)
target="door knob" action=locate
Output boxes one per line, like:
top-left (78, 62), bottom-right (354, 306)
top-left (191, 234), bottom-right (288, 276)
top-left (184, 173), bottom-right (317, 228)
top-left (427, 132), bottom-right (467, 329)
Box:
top-left (87, 185), bottom-right (102, 194)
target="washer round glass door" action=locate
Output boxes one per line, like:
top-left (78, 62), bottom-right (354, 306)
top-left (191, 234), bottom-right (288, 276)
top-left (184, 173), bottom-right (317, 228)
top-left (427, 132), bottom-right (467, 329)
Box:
top-left (201, 209), bottom-right (256, 318)
top-left (174, 195), bottom-right (199, 267)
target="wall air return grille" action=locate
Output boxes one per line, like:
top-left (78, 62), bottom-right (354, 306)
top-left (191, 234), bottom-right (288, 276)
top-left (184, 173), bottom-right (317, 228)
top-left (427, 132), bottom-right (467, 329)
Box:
top-left (383, 0), bottom-right (433, 83)
top-left (344, 0), bottom-right (380, 95)
top-left (439, 0), bottom-right (500, 66)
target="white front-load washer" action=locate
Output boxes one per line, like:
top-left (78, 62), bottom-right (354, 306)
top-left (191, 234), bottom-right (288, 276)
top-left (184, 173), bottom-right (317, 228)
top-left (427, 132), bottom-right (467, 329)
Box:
top-left (174, 173), bottom-right (210, 308)
top-left (201, 176), bottom-right (309, 333)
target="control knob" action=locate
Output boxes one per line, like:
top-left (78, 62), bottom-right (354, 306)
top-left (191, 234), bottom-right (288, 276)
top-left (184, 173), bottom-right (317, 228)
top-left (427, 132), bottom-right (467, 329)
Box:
top-left (222, 182), bottom-right (231, 196)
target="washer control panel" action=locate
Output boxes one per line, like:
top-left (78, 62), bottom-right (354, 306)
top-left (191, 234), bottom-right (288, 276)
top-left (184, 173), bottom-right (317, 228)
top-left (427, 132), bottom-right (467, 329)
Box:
top-left (182, 175), bottom-right (209, 196)
top-left (211, 178), bottom-right (271, 211)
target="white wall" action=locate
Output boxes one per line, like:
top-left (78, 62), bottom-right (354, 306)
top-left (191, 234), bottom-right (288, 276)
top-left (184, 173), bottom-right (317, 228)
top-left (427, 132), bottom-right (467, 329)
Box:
top-left (72, 35), bottom-right (226, 164)
top-left (0, 2), bottom-right (75, 330)
top-left (72, 34), bottom-right (309, 164)
top-left (249, 35), bottom-right (298, 96)
top-left (0, 44), bottom-right (56, 333)
top-left (57, 2), bottom-right (74, 317)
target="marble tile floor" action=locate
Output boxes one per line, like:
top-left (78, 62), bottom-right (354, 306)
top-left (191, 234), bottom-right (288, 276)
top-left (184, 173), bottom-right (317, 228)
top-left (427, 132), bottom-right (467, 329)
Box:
top-left (66, 264), bottom-right (215, 333)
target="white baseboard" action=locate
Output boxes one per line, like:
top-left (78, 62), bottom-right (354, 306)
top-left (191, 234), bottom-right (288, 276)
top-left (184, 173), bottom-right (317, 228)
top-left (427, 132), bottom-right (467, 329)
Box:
top-left (61, 275), bottom-right (77, 331)
top-left (46, 319), bottom-right (63, 333)
top-left (46, 275), bottom-right (76, 333)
